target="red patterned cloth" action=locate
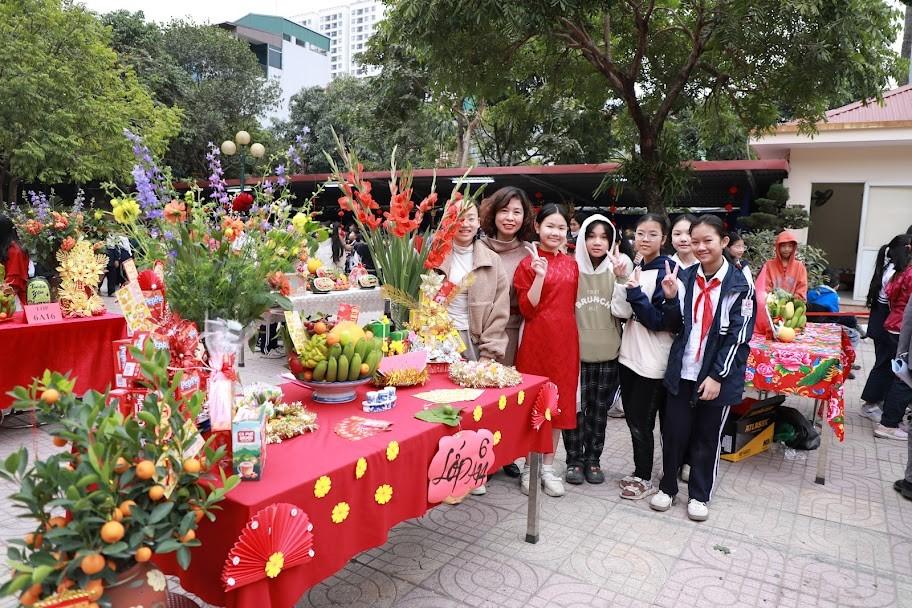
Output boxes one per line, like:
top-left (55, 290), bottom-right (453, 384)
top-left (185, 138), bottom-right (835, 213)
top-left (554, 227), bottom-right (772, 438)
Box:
top-left (746, 323), bottom-right (855, 441)
top-left (513, 247), bottom-right (579, 429)
top-left (0, 311), bottom-right (127, 410)
top-left (157, 373), bottom-right (551, 608)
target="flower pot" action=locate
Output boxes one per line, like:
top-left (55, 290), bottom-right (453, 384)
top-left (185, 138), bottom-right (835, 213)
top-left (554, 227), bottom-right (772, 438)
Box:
top-left (102, 561), bottom-right (168, 607)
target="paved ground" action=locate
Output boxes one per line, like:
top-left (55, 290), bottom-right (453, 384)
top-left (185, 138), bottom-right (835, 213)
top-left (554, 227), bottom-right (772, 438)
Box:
top-left (1, 311), bottom-right (910, 607)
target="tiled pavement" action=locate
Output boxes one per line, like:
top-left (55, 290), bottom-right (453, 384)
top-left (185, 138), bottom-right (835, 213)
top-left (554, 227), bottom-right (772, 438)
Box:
top-left (1, 320), bottom-right (911, 607)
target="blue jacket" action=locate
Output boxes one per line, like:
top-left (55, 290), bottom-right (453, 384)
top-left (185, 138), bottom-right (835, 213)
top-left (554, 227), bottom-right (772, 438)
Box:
top-left (663, 262), bottom-right (756, 407)
top-left (625, 255), bottom-right (677, 332)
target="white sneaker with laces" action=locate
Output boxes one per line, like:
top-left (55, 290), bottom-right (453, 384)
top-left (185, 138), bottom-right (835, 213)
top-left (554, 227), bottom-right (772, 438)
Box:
top-left (470, 484), bottom-right (487, 496)
top-left (680, 464), bottom-right (691, 482)
top-left (649, 491), bottom-right (676, 511)
top-left (687, 499), bottom-right (709, 521)
top-left (541, 466), bottom-right (566, 497)
top-left (875, 424), bottom-right (908, 441)
top-left (860, 403), bottom-right (883, 423)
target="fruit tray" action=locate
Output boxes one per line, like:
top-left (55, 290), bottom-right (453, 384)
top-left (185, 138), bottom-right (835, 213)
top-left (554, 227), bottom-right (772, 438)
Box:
top-left (289, 377), bottom-right (372, 404)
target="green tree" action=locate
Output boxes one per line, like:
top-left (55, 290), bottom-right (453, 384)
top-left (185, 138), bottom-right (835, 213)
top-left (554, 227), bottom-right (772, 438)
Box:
top-left (901, 0), bottom-right (912, 86)
top-left (0, 0), bottom-right (180, 202)
top-left (384, 0), bottom-right (900, 214)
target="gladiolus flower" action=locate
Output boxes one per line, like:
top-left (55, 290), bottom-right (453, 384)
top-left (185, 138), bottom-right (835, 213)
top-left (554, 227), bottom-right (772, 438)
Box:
top-left (232, 192), bottom-right (254, 213)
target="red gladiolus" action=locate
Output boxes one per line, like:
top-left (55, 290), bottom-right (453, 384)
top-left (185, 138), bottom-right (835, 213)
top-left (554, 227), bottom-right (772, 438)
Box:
top-left (338, 210), bottom-right (345, 218)
top-left (418, 192), bottom-right (438, 213)
top-left (232, 192), bottom-right (254, 213)
top-left (338, 196), bottom-right (352, 211)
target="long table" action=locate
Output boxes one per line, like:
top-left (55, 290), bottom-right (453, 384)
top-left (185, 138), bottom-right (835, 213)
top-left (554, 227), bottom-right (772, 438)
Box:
top-left (287, 288), bottom-right (385, 323)
top-left (158, 372), bottom-right (551, 607)
top-left (0, 311), bottom-right (127, 412)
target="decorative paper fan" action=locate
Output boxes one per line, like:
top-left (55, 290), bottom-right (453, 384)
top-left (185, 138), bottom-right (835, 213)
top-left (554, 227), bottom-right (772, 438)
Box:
top-left (222, 503), bottom-right (315, 592)
top-left (531, 382), bottom-right (559, 431)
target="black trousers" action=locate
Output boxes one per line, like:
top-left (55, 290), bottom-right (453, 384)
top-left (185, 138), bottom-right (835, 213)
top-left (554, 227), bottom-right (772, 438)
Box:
top-left (881, 333), bottom-right (910, 428)
top-left (619, 364), bottom-right (666, 481)
top-left (862, 302), bottom-right (894, 404)
top-left (563, 360), bottom-right (619, 467)
top-left (659, 380), bottom-right (731, 503)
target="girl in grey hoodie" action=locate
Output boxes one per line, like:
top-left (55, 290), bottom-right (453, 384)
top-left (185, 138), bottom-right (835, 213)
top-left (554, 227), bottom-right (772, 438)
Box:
top-left (564, 215), bottom-right (632, 485)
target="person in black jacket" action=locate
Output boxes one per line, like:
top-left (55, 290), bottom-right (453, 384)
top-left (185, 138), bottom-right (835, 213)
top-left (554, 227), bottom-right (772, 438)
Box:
top-left (649, 215), bottom-right (756, 522)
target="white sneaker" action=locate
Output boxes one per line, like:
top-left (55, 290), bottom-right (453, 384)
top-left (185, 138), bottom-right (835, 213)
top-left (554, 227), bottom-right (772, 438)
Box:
top-left (520, 466), bottom-right (530, 495)
top-left (680, 464), bottom-right (691, 482)
top-left (860, 404), bottom-right (883, 423)
top-left (875, 424), bottom-right (908, 441)
top-left (618, 474), bottom-right (637, 489)
top-left (541, 466), bottom-right (566, 497)
top-left (470, 484), bottom-right (487, 496)
top-left (649, 491), bottom-right (676, 511)
top-left (687, 499), bottom-right (709, 521)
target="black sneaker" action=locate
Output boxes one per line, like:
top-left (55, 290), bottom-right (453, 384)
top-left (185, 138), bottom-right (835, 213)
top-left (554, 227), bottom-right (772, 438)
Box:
top-left (565, 464), bottom-right (585, 485)
top-left (584, 464), bottom-right (605, 484)
top-left (894, 479), bottom-right (912, 501)
top-left (502, 463), bottom-right (521, 478)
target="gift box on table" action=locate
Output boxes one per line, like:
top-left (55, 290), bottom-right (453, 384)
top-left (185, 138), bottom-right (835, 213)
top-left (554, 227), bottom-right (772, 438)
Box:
top-left (232, 406), bottom-right (267, 481)
top-left (721, 395), bottom-right (785, 462)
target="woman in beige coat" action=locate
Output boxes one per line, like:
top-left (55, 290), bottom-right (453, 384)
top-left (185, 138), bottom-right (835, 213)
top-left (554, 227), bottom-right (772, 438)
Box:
top-left (437, 201), bottom-right (511, 362)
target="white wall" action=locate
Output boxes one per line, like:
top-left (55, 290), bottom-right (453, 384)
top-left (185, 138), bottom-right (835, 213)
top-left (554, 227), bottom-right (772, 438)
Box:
top-left (266, 43), bottom-right (331, 122)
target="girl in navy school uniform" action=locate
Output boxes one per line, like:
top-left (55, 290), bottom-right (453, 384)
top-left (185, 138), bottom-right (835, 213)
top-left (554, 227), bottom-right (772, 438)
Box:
top-left (649, 214), bottom-right (756, 522)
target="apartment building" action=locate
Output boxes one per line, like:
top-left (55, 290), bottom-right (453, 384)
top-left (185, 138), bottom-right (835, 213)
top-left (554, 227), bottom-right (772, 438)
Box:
top-left (293, 1), bottom-right (386, 80)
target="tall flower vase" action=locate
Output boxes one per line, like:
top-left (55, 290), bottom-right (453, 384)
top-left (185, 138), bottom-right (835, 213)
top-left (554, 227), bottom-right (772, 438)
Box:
top-left (102, 561), bottom-right (169, 607)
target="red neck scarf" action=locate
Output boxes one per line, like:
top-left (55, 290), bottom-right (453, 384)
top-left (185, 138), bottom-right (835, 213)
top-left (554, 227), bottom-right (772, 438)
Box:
top-left (694, 275), bottom-right (721, 360)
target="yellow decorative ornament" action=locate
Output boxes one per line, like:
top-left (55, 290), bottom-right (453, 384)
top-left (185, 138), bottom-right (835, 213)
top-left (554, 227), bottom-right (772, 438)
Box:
top-left (314, 475), bottom-right (332, 498)
top-left (498, 395), bottom-right (507, 410)
top-left (265, 552), bottom-right (285, 578)
top-left (518, 390), bottom-right (525, 405)
top-left (375, 484), bottom-right (393, 505)
top-left (355, 457), bottom-right (367, 479)
top-left (331, 502), bottom-right (350, 524)
top-left (386, 441), bottom-right (399, 461)
top-left (473, 405), bottom-right (483, 422)
top-left (56, 240), bottom-right (107, 317)
top-left (544, 408), bottom-right (552, 421)
top-left (493, 431), bottom-right (502, 445)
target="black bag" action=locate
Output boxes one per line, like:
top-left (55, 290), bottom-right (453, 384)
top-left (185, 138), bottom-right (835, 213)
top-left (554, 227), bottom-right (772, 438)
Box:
top-left (774, 405), bottom-right (821, 451)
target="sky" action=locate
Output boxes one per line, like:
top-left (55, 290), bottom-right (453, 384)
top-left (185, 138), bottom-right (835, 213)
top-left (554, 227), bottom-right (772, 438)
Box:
top-left (76, 0), bottom-right (347, 23)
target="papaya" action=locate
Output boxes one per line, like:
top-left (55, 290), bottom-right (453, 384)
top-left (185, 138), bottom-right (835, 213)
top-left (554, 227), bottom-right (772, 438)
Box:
top-left (348, 354), bottom-right (362, 381)
top-left (338, 355), bottom-right (349, 383)
top-left (326, 357), bottom-right (338, 382)
top-left (313, 361), bottom-right (328, 382)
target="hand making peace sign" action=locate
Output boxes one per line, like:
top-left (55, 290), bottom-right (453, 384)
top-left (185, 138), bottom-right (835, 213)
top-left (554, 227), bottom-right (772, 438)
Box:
top-left (525, 244), bottom-right (548, 278)
top-left (661, 260), bottom-right (680, 299)
top-left (608, 242), bottom-right (627, 278)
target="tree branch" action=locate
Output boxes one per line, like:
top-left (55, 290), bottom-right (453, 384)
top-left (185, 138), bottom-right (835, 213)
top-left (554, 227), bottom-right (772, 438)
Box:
top-left (603, 11), bottom-right (612, 63)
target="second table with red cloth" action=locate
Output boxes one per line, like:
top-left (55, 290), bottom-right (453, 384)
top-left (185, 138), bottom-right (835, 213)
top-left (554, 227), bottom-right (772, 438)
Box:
top-left (158, 372), bottom-right (552, 608)
top-left (746, 322), bottom-right (855, 441)
top-left (0, 311), bottom-right (128, 410)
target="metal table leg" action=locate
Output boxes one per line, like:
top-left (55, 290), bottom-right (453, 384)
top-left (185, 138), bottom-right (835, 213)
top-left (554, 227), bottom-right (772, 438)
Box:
top-left (815, 410), bottom-right (830, 485)
top-left (525, 453), bottom-right (542, 544)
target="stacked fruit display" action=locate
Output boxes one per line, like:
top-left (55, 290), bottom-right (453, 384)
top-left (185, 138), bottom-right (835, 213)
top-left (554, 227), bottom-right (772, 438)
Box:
top-left (288, 318), bottom-right (383, 383)
top-left (766, 289), bottom-right (806, 342)
top-left (0, 267), bottom-right (16, 321)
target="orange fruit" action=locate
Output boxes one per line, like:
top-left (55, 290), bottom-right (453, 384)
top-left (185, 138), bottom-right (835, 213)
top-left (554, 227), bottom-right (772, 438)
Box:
top-left (19, 586), bottom-right (40, 607)
top-left (52, 436), bottom-right (67, 447)
top-left (360, 363), bottom-right (370, 376)
top-left (56, 578), bottom-right (74, 593)
top-left (85, 579), bottom-right (104, 601)
top-left (40, 388), bottom-right (60, 404)
top-left (325, 334), bottom-right (340, 347)
top-left (106, 560), bottom-right (117, 572)
top-left (135, 546), bottom-right (152, 562)
top-left (179, 529), bottom-right (196, 543)
top-left (100, 520), bottom-right (124, 544)
top-left (112, 507), bottom-right (123, 522)
top-left (80, 552), bottom-right (105, 575)
top-left (119, 500), bottom-right (135, 517)
top-left (114, 457), bottom-right (130, 473)
top-left (302, 369), bottom-right (314, 381)
top-left (182, 458), bottom-right (201, 474)
top-left (135, 460), bottom-right (155, 480)
top-left (47, 516), bottom-right (67, 529)
top-left (313, 321), bottom-right (328, 335)
top-left (148, 485), bottom-right (165, 501)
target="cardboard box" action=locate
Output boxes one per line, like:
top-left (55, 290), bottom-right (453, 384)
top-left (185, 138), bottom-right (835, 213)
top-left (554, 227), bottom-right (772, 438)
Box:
top-left (721, 424), bottom-right (775, 462)
top-left (720, 395), bottom-right (784, 459)
top-left (232, 407), bottom-right (267, 481)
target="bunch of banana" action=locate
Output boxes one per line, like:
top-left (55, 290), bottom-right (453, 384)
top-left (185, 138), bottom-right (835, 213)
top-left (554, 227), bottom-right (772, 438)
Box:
top-left (298, 334), bottom-right (329, 369)
top-left (312, 336), bottom-right (384, 382)
top-left (766, 291), bottom-right (807, 329)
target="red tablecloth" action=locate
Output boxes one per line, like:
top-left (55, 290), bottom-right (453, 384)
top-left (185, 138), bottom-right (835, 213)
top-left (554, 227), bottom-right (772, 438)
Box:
top-left (158, 373), bottom-right (551, 608)
top-left (746, 323), bottom-right (855, 441)
top-left (0, 311), bottom-right (127, 410)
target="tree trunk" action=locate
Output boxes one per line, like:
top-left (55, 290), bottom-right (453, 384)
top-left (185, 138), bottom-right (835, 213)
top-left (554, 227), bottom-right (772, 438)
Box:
top-left (637, 133), bottom-right (665, 216)
top-left (901, 5), bottom-right (912, 87)
top-left (6, 176), bottom-right (19, 205)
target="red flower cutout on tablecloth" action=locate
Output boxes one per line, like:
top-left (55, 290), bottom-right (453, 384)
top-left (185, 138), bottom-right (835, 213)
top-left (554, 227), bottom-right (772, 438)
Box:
top-left (531, 382), bottom-right (559, 431)
top-left (221, 503), bottom-right (315, 592)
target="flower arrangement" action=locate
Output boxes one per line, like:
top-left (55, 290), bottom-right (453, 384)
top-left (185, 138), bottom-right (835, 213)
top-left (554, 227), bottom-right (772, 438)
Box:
top-left (324, 133), bottom-right (481, 325)
top-left (104, 129), bottom-right (328, 329)
top-left (3, 192), bottom-right (87, 279)
top-left (0, 345), bottom-right (239, 606)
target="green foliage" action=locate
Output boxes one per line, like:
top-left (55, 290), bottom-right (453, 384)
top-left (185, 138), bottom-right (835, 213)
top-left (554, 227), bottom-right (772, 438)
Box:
top-left (743, 229), bottom-right (829, 288)
top-left (0, 345), bottom-right (240, 599)
top-left (0, 0), bottom-right (181, 201)
top-left (740, 183), bottom-right (810, 232)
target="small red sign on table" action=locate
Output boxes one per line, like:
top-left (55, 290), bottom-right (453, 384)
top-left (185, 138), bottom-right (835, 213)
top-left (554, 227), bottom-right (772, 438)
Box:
top-left (24, 303), bottom-right (63, 325)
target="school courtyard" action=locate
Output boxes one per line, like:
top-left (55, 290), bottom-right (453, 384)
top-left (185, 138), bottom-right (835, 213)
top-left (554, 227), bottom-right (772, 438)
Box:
top-left (0, 302), bottom-right (906, 608)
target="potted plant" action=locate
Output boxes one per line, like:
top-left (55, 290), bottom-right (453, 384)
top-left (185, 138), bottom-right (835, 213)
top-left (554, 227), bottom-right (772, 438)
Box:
top-left (0, 345), bottom-right (239, 607)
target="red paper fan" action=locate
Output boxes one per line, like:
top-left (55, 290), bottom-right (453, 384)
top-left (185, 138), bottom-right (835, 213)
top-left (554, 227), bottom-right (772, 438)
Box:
top-left (221, 503), bottom-right (315, 592)
top-left (531, 382), bottom-right (559, 431)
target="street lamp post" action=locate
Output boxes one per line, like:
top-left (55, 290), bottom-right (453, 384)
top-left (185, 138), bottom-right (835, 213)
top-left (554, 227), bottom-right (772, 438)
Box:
top-left (220, 130), bottom-right (265, 193)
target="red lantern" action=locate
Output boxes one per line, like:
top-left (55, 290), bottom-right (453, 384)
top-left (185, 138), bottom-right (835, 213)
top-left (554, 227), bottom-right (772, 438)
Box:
top-left (724, 203), bottom-right (734, 213)
top-left (534, 191), bottom-right (544, 200)
top-left (723, 220), bottom-right (730, 230)
top-left (231, 191), bottom-right (254, 213)
top-left (728, 185), bottom-right (739, 196)
top-left (609, 205), bottom-right (617, 214)
top-left (608, 186), bottom-right (616, 199)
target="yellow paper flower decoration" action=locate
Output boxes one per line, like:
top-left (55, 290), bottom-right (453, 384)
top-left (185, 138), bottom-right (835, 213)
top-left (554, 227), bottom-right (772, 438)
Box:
top-left (473, 405), bottom-right (483, 422)
top-left (314, 475), bottom-right (332, 498)
top-left (386, 441), bottom-right (399, 461)
top-left (544, 408), bottom-right (552, 421)
top-left (518, 390), bottom-right (525, 405)
top-left (493, 431), bottom-right (502, 445)
top-left (331, 502), bottom-right (350, 523)
top-left (265, 552), bottom-right (285, 578)
top-left (375, 484), bottom-right (393, 505)
top-left (355, 457), bottom-right (368, 479)
top-left (498, 395), bottom-right (507, 410)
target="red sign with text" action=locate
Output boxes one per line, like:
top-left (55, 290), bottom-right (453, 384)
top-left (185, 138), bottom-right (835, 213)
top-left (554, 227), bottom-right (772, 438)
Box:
top-left (24, 303), bottom-right (63, 325)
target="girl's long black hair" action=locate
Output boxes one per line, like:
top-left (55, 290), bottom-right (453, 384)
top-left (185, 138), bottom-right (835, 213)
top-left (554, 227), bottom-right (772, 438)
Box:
top-left (0, 215), bottom-right (19, 265)
top-left (330, 222), bottom-right (345, 265)
top-left (867, 234), bottom-right (912, 308)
